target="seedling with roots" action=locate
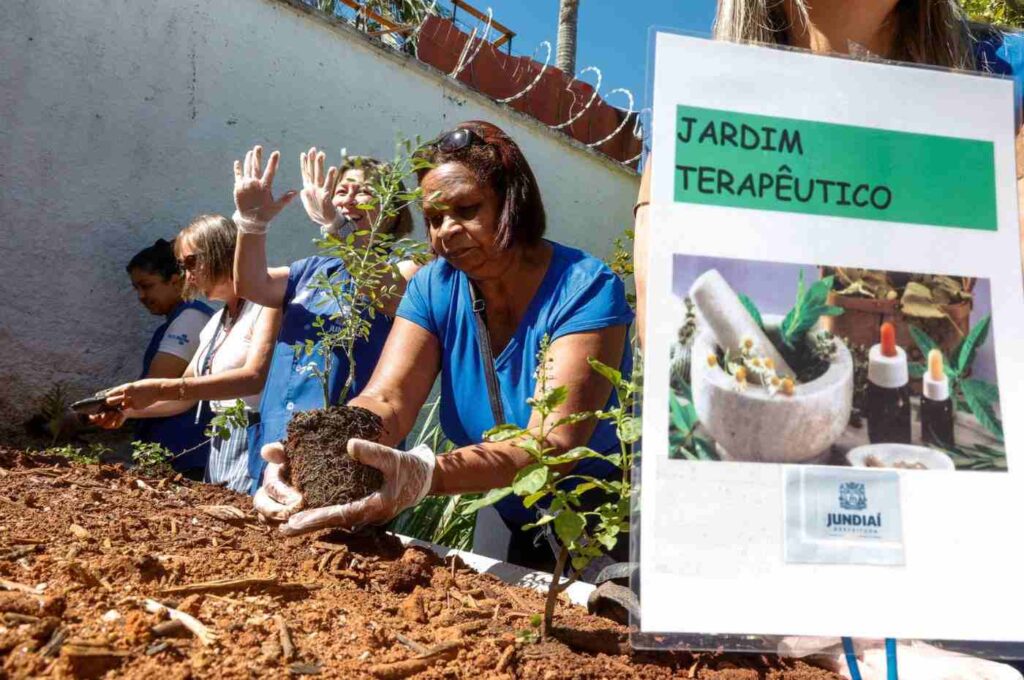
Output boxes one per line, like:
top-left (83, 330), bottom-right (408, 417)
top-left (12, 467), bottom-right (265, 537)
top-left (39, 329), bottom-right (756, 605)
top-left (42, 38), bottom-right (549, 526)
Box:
top-left (462, 336), bottom-right (638, 638)
top-left (287, 140), bottom-right (430, 509)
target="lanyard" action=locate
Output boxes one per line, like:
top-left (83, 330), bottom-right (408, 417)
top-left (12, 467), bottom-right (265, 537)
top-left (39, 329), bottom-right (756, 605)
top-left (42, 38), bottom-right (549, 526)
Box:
top-left (193, 302), bottom-right (241, 424)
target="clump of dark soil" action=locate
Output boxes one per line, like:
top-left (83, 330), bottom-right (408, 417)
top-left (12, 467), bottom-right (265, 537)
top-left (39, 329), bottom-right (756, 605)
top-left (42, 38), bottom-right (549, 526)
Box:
top-left (285, 406), bottom-right (384, 509)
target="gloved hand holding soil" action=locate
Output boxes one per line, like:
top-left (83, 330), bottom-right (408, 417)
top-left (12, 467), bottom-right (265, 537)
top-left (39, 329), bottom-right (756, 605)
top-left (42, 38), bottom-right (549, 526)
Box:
top-left (253, 408), bottom-right (437, 535)
top-left (283, 405), bottom-right (386, 508)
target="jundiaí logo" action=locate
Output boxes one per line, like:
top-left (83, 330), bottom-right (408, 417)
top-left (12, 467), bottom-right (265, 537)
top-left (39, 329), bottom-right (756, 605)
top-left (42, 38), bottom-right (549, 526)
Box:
top-left (838, 482), bottom-right (867, 511)
top-left (827, 481), bottom-right (881, 532)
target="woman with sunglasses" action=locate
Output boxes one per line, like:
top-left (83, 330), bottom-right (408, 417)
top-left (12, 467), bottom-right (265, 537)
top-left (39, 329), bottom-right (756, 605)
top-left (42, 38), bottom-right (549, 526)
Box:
top-left (229, 145), bottom-right (418, 493)
top-left (92, 214), bottom-right (282, 493)
top-left (254, 122), bottom-right (634, 573)
top-left (120, 238), bottom-right (214, 478)
top-left (632, 0), bottom-right (1024, 346)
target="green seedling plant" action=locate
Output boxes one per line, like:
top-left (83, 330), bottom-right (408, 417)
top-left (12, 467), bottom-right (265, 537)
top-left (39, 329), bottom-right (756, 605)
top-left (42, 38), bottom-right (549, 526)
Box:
top-left (461, 336), bottom-right (638, 638)
top-left (299, 142), bottom-right (430, 407)
top-left (605, 229), bottom-right (636, 309)
top-left (778, 271), bottom-right (844, 350)
top-left (203, 399), bottom-right (250, 441)
top-left (908, 315), bottom-right (1003, 441)
top-left (131, 440), bottom-right (176, 477)
top-left (47, 443), bottom-right (109, 465)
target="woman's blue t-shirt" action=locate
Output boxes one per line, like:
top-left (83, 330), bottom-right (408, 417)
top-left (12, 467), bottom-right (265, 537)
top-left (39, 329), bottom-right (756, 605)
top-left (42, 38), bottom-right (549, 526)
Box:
top-left (396, 240), bottom-right (634, 527)
top-left (248, 256), bottom-right (394, 490)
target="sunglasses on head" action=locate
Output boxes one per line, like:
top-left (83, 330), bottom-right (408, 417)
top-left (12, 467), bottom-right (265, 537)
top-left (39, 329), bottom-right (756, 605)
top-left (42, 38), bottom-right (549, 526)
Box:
top-left (431, 127), bottom-right (485, 153)
top-left (177, 254), bottom-right (199, 272)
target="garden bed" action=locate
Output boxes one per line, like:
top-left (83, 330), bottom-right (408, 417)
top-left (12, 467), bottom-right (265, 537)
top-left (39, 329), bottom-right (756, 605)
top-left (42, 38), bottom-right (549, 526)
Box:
top-left (0, 448), bottom-right (839, 679)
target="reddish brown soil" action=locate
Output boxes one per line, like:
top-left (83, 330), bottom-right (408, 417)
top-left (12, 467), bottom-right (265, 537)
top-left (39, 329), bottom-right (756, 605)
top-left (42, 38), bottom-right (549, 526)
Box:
top-left (285, 407), bottom-right (384, 509)
top-left (0, 448), bottom-right (840, 679)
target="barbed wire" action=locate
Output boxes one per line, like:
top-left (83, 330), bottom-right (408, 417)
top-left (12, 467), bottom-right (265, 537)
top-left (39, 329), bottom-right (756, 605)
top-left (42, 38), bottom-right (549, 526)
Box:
top-left (302, 0), bottom-right (643, 165)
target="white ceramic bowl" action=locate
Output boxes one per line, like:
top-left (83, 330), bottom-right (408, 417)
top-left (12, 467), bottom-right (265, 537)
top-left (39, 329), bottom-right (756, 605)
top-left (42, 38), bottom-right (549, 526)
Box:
top-left (690, 317), bottom-right (853, 464)
top-left (846, 444), bottom-right (955, 471)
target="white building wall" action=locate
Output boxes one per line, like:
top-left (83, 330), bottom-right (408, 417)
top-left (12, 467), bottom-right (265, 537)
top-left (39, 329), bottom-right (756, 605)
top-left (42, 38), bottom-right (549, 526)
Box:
top-left (0, 0), bottom-right (638, 425)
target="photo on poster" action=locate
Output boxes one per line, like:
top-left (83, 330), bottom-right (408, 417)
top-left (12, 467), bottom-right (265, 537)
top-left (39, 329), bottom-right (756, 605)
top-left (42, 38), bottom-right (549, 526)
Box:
top-left (667, 254), bottom-right (1004, 471)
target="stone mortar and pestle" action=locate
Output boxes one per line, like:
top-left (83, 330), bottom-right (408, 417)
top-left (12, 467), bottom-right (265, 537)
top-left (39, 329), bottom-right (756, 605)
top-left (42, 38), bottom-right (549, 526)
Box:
top-left (688, 270), bottom-right (854, 464)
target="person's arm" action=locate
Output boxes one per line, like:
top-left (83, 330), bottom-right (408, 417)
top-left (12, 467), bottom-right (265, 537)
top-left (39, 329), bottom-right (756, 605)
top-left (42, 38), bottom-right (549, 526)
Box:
top-left (106, 307), bottom-right (283, 411)
top-left (257, 323), bottom-right (628, 533)
top-left (234, 231), bottom-right (290, 307)
top-left (429, 325), bottom-right (627, 495)
top-left (633, 161), bottom-right (651, 350)
top-left (231, 145), bottom-right (297, 306)
top-left (90, 362), bottom-right (199, 428)
top-left (143, 352), bottom-right (190, 380)
top-left (348, 318), bottom-right (443, 444)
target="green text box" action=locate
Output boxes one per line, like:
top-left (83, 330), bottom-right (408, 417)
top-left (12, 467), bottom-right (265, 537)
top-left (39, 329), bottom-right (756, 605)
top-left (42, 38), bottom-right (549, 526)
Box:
top-left (674, 105), bottom-right (996, 231)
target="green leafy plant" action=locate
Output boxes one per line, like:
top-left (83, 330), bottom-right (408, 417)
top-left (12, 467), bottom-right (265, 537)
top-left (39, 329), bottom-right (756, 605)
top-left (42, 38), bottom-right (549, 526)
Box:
top-left (605, 229), bottom-right (636, 309)
top-left (962, 0), bottom-right (1024, 26)
top-left (460, 336), bottom-right (637, 637)
top-left (204, 399), bottom-right (250, 441)
top-left (736, 273), bottom-right (844, 384)
top-left (515, 613), bottom-right (544, 644)
top-left (299, 142), bottom-right (430, 408)
top-left (779, 272), bottom-right (844, 350)
top-left (131, 440), bottom-right (175, 477)
top-left (37, 382), bottom-right (73, 445)
top-left (907, 315), bottom-right (1002, 440)
top-left (940, 441), bottom-right (1007, 471)
top-left (47, 443), bottom-right (108, 465)
top-left (669, 383), bottom-right (716, 461)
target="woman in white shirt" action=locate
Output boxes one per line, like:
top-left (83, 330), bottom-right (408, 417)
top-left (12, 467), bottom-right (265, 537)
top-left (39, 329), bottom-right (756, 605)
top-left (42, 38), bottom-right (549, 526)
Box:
top-left (93, 214), bottom-right (281, 492)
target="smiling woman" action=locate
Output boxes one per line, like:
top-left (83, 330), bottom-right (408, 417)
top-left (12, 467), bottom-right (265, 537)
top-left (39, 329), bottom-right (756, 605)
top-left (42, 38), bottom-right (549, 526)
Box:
top-left (254, 121), bottom-right (635, 575)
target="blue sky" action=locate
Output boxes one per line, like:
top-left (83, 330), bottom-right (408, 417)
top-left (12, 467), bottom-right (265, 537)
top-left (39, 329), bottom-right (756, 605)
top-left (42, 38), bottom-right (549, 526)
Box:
top-left (452, 0), bottom-right (718, 108)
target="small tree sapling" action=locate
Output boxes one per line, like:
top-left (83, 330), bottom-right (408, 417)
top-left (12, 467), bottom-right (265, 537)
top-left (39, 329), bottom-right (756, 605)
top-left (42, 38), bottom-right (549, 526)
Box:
top-left (461, 336), bottom-right (638, 638)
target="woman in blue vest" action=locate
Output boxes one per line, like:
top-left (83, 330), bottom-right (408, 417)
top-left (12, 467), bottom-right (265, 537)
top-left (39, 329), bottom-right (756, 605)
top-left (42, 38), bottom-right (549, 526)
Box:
top-left (229, 145), bottom-right (417, 492)
top-left (253, 122), bottom-right (634, 572)
top-left (125, 239), bottom-right (213, 478)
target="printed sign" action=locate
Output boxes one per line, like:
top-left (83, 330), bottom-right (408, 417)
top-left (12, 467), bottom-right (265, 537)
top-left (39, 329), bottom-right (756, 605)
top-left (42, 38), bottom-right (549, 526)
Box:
top-left (639, 33), bottom-right (1024, 643)
top-left (674, 105), bottom-right (997, 229)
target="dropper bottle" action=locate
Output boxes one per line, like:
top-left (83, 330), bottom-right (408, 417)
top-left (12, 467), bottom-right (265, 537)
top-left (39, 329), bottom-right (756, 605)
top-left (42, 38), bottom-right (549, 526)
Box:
top-left (921, 349), bottom-right (955, 446)
top-left (866, 322), bottom-right (912, 444)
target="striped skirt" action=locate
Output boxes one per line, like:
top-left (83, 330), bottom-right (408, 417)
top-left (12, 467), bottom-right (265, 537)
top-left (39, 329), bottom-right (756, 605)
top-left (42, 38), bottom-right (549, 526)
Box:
top-left (205, 416), bottom-right (256, 494)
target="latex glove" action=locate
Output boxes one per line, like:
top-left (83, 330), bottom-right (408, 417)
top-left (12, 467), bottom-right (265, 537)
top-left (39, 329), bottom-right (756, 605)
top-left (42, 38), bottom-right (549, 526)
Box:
top-left (232, 145), bottom-right (298, 234)
top-left (104, 380), bottom-right (165, 411)
top-left (298, 146), bottom-right (347, 236)
top-left (252, 442), bottom-right (304, 521)
top-left (281, 439), bottom-right (436, 536)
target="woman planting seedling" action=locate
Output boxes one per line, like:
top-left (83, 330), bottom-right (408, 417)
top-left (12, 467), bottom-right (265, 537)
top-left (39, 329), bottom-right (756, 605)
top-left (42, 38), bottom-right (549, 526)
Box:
top-left (254, 121), bottom-right (634, 574)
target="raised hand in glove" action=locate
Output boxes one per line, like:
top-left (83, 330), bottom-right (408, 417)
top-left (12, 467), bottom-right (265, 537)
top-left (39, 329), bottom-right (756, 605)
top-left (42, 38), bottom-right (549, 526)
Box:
top-left (232, 145), bottom-right (297, 234)
top-left (298, 147), bottom-right (348, 237)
